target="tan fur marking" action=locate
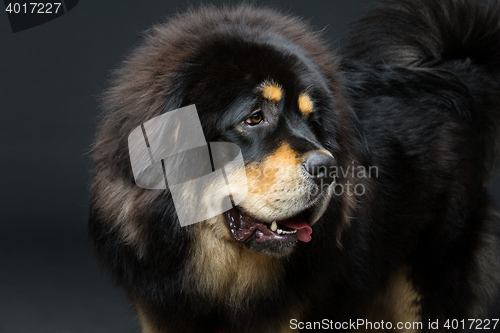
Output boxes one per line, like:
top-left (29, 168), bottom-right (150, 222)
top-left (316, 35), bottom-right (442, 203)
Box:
top-left (360, 267), bottom-right (422, 333)
top-left (135, 303), bottom-right (161, 333)
top-left (226, 144), bottom-right (336, 225)
top-left (188, 216), bottom-right (284, 305)
top-left (298, 93), bottom-right (313, 115)
top-left (240, 143), bottom-right (313, 221)
top-left (261, 82), bottom-right (283, 102)
top-left (268, 142), bottom-right (299, 163)
top-left (256, 142), bottom-right (301, 193)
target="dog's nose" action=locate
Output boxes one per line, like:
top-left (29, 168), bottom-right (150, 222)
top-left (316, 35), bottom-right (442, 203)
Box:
top-left (303, 151), bottom-right (336, 187)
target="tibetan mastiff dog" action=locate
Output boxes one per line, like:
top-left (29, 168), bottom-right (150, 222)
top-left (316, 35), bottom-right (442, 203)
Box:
top-left (89, 0), bottom-right (500, 332)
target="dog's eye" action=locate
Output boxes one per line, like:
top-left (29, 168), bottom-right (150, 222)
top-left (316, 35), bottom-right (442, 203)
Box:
top-left (245, 111), bottom-right (264, 126)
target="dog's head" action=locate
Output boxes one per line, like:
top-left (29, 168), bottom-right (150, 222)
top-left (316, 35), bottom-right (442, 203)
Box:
top-left (180, 40), bottom-right (341, 255)
top-left (92, 5), bottom-right (368, 262)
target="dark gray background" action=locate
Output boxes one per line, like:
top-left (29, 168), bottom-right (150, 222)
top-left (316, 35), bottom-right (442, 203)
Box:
top-left (0, 1), bottom-right (499, 332)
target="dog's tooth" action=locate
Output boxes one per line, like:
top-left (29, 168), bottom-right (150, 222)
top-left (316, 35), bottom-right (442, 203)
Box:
top-left (277, 229), bottom-right (283, 234)
top-left (271, 221), bottom-right (277, 232)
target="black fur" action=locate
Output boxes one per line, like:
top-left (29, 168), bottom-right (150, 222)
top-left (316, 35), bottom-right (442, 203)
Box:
top-left (89, 1), bottom-right (500, 332)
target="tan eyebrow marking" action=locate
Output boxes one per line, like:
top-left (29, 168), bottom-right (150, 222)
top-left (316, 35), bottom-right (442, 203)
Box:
top-left (260, 80), bottom-right (283, 103)
top-left (298, 93), bottom-right (313, 116)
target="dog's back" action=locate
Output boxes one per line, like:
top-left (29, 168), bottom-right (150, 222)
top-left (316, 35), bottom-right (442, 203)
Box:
top-left (340, 0), bottom-right (500, 326)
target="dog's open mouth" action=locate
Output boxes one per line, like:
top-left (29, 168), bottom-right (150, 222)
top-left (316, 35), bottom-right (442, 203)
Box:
top-left (224, 207), bottom-right (313, 248)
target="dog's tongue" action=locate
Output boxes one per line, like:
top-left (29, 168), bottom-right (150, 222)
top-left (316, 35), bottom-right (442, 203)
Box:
top-left (279, 217), bottom-right (312, 243)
